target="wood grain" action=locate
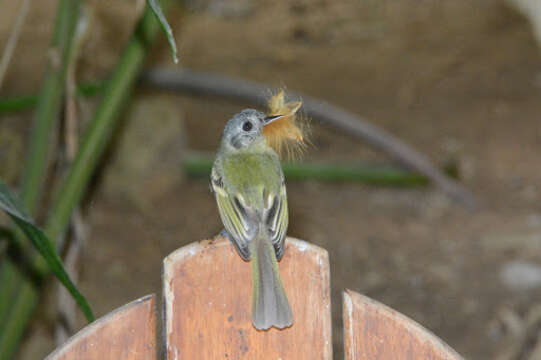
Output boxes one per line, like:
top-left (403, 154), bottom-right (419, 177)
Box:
top-left (45, 295), bottom-right (156, 360)
top-left (343, 289), bottom-right (463, 360)
top-left (163, 236), bottom-right (332, 359)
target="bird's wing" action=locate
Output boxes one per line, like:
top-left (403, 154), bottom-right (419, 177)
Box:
top-left (211, 165), bottom-right (256, 260)
top-left (265, 178), bottom-right (289, 261)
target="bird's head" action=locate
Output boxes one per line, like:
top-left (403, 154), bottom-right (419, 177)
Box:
top-left (221, 109), bottom-right (283, 152)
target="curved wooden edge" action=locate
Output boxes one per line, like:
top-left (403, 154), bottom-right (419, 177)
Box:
top-left (45, 294), bottom-right (157, 360)
top-left (163, 235), bottom-right (332, 359)
top-left (343, 289), bottom-right (463, 360)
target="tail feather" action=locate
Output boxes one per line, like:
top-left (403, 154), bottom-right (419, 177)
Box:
top-left (251, 231), bottom-right (293, 330)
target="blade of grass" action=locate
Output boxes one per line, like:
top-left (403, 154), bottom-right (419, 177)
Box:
top-left (10, 219), bottom-right (94, 320)
top-left (148, 0), bottom-right (178, 63)
top-left (0, 1), bottom-right (174, 358)
top-left (0, 180), bottom-right (31, 222)
top-left (0, 180), bottom-right (94, 322)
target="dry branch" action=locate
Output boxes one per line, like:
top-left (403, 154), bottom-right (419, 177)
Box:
top-left (140, 68), bottom-right (476, 207)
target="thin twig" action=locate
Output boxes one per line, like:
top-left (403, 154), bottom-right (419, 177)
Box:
top-left (140, 68), bottom-right (476, 207)
top-left (0, 0), bottom-right (31, 89)
top-left (55, 7), bottom-right (90, 346)
top-left (54, 215), bottom-right (85, 345)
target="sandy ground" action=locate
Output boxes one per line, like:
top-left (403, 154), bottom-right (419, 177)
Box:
top-left (2, 0), bottom-right (541, 359)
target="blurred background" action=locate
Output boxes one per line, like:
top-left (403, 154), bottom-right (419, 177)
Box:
top-left (1, 0), bottom-right (541, 359)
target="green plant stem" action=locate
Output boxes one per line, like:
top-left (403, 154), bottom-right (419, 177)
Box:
top-left (183, 152), bottom-right (458, 186)
top-left (0, 2), bottom-right (173, 358)
top-left (0, 1), bottom-right (81, 358)
top-left (20, 1), bottom-right (81, 214)
top-left (45, 2), bottom-right (172, 244)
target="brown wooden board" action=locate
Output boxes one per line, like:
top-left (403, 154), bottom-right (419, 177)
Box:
top-left (45, 294), bottom-right (156, 360)
top-left (163, 236), bottom-right (332, 359)
top-left (342, 289), bottom-right (463, 360)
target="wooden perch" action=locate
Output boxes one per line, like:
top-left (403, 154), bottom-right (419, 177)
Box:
top-left (163, 236), bottom-right (332, 359)
top-left (45, 295), bottom-right (156, 360)
top-left (343, 290), bottom-right (463, 359)
top-left (46, 237), bottom-right (463, 359)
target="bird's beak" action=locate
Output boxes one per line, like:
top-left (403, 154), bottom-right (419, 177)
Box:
top-left (263, 115), bottom-right (284, 126)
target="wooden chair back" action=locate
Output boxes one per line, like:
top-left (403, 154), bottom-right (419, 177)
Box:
top-left (46, 237), bottom-right (463, 360)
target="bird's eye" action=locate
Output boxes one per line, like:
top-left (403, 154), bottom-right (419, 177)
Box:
top-left (242, 121), bottom-right (253, 132)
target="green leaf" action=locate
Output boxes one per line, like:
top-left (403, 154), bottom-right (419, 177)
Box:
top-left (0, 179), bottom-right (95, 322)
top-left (147, 0), bottom-right (178, 63)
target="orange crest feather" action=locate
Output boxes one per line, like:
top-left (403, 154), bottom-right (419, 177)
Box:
top-left (263, 90), bottom-right (309, 159)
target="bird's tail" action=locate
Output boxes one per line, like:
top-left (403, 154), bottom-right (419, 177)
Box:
top-left (250, 228), bottom-right (293, 330)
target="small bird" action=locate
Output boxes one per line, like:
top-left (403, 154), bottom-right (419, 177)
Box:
top-left (211, 109), bottom-right (293, 330)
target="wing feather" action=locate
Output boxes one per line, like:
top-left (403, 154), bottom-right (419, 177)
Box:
top-left (266, 182), bottom-right (288, 260)
top-left (212, 166), bottom-right (255, 260)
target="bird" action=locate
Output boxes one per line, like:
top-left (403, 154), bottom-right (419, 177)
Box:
top-left (211, 109), bottom-right (293, 330)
